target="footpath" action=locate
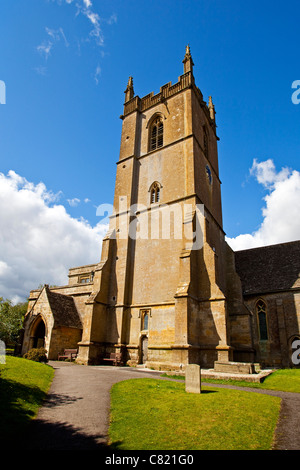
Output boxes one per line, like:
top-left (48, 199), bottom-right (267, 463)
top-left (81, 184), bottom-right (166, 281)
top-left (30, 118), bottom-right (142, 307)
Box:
top-left (18, 361), bottom-right (300, 450)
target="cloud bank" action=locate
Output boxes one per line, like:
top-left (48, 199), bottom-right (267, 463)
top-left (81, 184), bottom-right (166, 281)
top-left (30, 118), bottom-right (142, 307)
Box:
top-left (0, 171), bottom-right (108, 303)
top-left (226, 159), bottom-right (300, 251)
top-left (1, 159), bottom-right (298, 302)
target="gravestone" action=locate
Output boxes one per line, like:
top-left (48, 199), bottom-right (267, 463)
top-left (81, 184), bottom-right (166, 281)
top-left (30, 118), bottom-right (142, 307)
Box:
top-left (185, 364), bottom-right (201, 393)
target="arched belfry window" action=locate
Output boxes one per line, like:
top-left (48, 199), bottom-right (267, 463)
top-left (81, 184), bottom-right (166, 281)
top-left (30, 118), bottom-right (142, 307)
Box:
top-left (149, 116), bottom-right (164, 151)
top-left (149, 182), bottom-right (161, 204)
top-left (256, 299), bottom-right (268, 341)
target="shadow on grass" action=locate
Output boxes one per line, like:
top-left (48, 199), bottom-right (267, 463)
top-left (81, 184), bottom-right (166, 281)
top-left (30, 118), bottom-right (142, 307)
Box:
top-left (0, 376), bottom-right (111, 450)
top-left (0, 376), bottom-right (46, 436)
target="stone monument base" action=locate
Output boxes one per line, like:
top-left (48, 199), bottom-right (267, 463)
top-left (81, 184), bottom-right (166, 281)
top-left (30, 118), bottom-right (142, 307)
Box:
top-left (214, 361), bottom-right (260, 374)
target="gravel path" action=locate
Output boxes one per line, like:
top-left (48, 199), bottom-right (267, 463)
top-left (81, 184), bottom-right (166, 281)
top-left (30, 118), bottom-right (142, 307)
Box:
top-left (17, 361), bottom-right (300, 450)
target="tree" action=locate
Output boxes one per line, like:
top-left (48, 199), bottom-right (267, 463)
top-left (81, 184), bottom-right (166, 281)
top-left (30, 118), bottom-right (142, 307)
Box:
top-left (0, 298), bottom-right (28, 345)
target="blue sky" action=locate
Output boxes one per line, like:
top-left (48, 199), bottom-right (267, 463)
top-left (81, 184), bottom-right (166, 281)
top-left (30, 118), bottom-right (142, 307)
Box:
top-left (0, 0), bottom-right (300, 301)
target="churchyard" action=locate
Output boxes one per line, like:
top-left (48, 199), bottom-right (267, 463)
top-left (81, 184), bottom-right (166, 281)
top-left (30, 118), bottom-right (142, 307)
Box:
top-left (1, 356), bottom-right (299, 450)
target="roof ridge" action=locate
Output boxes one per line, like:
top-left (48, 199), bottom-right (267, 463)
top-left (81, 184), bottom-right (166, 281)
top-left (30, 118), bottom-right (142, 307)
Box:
top-left (235, 239), bottom-right (300, 253)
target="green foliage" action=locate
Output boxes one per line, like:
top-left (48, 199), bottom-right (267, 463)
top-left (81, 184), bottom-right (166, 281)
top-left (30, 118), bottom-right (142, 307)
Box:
top-left (23, 347), bottom-right (48, 363)
top-left (0, 297), bottom-right (28, 345)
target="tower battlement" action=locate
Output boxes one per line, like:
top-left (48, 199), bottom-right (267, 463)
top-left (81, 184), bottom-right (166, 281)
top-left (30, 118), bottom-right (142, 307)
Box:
top-left (122, 47), bottom-right (217, 135)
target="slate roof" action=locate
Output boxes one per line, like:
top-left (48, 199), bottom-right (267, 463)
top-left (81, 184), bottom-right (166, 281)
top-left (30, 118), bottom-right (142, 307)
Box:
top-left (45, 286), bottom-right (83, 329)
top-left (234, 240), bottom-right (300, 296)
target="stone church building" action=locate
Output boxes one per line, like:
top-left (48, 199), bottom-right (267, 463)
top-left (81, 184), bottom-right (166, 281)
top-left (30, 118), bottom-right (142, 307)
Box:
top-left (21, 47), bottom-right (300, 370)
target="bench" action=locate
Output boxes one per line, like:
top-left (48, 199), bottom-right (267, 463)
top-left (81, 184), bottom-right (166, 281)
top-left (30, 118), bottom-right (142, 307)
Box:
top-left (102, 352), bottom-right (122, 366)
top-left (58, 349), bottom-right (78, 361)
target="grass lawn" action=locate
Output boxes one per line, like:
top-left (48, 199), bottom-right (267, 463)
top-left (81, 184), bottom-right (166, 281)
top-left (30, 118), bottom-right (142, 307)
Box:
top-left (0, 357), bottom-right (296, 451)
top-left (109, 378), bottom-right (281, 450)
top-left (163, 369), bottom-right (300, 393)
top-left (0, 356), bottom-right (54, 443)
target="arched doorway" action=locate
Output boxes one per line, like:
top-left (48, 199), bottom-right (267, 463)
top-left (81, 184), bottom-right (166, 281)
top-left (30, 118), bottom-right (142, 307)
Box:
top-left (30, 316), bottom-right (46, 349)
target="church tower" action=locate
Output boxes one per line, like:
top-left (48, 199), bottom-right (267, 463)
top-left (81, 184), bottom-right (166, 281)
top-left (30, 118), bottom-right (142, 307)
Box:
top-left (76, 47), bottom-right (253, 369)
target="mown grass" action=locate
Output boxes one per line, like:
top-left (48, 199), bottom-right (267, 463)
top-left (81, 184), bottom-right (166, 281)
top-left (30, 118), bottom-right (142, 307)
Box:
top-left (162, 369), bottom-right (300, 393)
top-left (109, 378), bottom-right (281, 450)
top-left (0, 356), bottom-right (54, 443)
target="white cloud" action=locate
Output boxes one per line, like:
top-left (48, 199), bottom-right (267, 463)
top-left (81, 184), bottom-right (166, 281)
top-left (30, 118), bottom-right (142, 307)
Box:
top-left (249, 158), bottom-right (290, 189)
top-left (107, 14), bottom-right (117, 25)
top-left (83, 0), bottom-right (92, 8)
top-left (37, 27), bottom-right (69, 60)
top-left (0, 171), bottom-right (108, 302)
top-left (37, 42), bottom-right (53, 60)
top-left (37, 1), bottom-right (117, 79)
top-left (80, 4), bottom-right (103, 46)
top-left (34, 66), bottom-right (47, 76)
top-left (226, 159), bottom-right (300, 251)
top-left (67, 197), bottom-right (80, 207)
top-left (94, 64), bottom-right (101, 84)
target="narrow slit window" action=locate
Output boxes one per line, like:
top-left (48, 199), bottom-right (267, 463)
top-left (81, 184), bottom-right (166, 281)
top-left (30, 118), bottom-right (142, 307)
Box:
top-left (140, 309), bottom-right (150, 331)
top-left (256, 300), bottom-right (268, 341)
top-left (143, 313), bottom-right (149, 330)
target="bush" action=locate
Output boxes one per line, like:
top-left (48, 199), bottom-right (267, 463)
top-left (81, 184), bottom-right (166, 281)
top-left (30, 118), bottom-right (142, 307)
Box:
top-left (23, 347), bottom-right (48, 363)
top-left (0, 298), bottom-right (28, 345)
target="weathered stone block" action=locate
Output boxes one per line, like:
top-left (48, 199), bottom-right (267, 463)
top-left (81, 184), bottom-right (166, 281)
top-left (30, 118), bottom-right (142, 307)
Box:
top-left (214, 361), bottom-right (256, 374)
